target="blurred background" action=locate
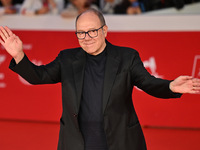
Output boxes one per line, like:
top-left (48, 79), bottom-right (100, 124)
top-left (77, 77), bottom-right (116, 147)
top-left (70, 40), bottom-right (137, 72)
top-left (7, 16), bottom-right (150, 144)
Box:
top-left (0, 0), bottom-right (200, 149)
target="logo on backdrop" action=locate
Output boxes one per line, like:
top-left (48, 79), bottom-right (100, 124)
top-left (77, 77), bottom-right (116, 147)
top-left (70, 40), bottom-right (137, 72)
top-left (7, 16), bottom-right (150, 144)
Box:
top-left (0, 54), bottom-right (6, 88)
top-left (192, 55), bottom-right (200, 78)
top-left (143, 56), bottom-right (163, 78)
top-left (18, 59), bottom-right (43, 85)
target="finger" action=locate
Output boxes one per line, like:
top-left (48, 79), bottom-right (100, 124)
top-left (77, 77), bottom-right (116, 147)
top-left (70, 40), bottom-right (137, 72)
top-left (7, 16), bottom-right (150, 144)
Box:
top-left (192, 78), bottom-right (200, 82)
top-left (189, 86), bottom-right (200, 93)
top-left (14, 34), bottom-right (20, 40)
top-left (192, 78), bottom-right (200, 87)
top-left (178, 76), bottom-right (193, 81)
top-left (13, 34), bottom-right (22, 44)
top-left (0, 27), bottom-right (7, 41)
top-left (196, 87), bottom-right (200, 91)
top-left (192, 90), bottom-right (200, 94)
top-left (192, 84), bottom-right (200, 89)
top-left (4, 26), bottom-right (14, 37)
top-left (0, 38), bottom-right (4, 45)
top-left (193, 82), bottom-right (200, 87)
top-left (0, 26), bottom-right (10, 39)
top-left (193, 86), bottom-right (200, 90)
top-left (183, 76), bottom-right (193, 80)
top-left (196, 91), bottom-right (200, 94)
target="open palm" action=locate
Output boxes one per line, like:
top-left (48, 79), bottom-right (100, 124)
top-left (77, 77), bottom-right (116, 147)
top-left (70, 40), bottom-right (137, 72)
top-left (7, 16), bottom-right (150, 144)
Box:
top-left (170, 76), bottom-right (200, 94)
top-left (0, 26), bottom-right (24, 63)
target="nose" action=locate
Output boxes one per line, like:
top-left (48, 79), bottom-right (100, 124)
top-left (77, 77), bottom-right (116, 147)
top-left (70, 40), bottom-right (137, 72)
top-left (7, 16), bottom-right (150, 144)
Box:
top-left (84, 32), bottom-right (92, 40)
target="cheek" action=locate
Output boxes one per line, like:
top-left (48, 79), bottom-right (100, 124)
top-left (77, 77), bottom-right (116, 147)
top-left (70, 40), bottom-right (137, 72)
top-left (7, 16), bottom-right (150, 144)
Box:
top-left (78, 40), bottom-right (84, 47)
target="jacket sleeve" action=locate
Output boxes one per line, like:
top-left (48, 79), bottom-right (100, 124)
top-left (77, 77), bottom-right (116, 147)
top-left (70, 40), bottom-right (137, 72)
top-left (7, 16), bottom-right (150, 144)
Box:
top-left (130, 51), bottom-right (181, 99)
top-left (9, 54), bottom-right (61, 85)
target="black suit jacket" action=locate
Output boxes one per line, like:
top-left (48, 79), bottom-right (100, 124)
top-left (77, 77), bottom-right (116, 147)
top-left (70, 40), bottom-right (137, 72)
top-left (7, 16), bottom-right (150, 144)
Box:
top-left (10, 41), bottom-right (181, 150)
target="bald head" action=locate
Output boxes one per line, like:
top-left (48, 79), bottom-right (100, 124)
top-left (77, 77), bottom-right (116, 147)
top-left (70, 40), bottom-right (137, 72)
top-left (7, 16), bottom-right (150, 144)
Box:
top-left (75, 9), bottom-right (106, 29)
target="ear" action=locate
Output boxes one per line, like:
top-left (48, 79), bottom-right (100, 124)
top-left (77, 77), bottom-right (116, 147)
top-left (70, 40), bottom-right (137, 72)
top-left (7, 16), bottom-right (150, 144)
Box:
top-left (103, 25), bottom-right (108, 37)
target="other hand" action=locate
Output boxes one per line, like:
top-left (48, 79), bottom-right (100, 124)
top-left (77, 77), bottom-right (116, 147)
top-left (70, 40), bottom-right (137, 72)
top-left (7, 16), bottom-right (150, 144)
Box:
top-left (0, 26), bottom-right (24, 64)
top-left (170, 76), bottom-right (200, 94)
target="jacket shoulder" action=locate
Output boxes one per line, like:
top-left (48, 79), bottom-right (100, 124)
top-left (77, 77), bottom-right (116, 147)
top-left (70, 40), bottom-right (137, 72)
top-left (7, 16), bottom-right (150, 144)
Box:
top-left (57, 47), bottom-right (83, 59)
top-left (59, 47), bottom-right (82, 55)
top-left (109, 43), bottom-right (140, 59)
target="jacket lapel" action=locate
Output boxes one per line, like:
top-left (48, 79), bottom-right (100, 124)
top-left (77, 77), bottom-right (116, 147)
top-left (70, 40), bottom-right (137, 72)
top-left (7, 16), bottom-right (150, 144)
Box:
top-left (102, 42), bottom-right (120, 114)
top-left (72, 42), bottom-right (120, 114)
top-left (72, 49), bottom-right (86, 113)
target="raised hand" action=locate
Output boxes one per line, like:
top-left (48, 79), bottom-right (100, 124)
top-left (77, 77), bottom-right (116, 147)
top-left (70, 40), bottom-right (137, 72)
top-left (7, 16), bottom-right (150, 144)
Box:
top-left (170, 76), bottom-right (200, 94)
top-left (0, 26), bottom-right (24, 64)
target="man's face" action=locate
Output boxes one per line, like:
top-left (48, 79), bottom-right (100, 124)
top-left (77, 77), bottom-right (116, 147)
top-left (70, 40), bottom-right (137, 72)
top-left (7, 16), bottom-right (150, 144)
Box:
top-left (76, 12), bottom-right (108, 56)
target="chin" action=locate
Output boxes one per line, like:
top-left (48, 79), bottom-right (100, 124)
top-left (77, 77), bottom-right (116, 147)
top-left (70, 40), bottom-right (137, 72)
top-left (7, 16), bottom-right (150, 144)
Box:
top-left (83, 47), bottom-right (97, 55)
top-left (86, 50), bottom-right (97, 55)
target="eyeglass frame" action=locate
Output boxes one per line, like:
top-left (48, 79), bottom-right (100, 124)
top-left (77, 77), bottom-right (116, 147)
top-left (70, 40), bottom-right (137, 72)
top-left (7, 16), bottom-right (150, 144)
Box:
top-left (75, 25), bottom-right (105, 40)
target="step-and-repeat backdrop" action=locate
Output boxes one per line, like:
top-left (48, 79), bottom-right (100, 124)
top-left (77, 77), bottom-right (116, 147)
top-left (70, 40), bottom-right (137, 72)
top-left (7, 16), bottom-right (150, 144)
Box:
top-left (0, 15), bottom-right (200, 128)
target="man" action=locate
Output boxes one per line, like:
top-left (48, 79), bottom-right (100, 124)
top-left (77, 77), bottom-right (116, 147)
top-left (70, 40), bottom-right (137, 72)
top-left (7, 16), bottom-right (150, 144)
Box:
top-left (0, 9), bottom-right (200, 150)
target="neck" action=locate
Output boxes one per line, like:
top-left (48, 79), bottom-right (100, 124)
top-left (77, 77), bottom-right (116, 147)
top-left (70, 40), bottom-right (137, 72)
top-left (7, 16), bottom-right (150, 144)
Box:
top-left (92, 42), bottom-right (106, 56)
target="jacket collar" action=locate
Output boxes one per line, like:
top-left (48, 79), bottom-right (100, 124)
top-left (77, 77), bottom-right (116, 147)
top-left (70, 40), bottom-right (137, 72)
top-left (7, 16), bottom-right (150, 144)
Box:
top-left (102, 40), bottom-right (120, 113)
top-left (72, 48), bottom-right (86, 113)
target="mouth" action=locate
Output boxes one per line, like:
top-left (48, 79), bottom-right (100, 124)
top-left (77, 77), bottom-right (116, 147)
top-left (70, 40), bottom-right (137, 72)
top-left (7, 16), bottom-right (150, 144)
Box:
top-left (83, 41), bottom-right (95, 46)
top-left (85, 43), bottom-right (93, 46)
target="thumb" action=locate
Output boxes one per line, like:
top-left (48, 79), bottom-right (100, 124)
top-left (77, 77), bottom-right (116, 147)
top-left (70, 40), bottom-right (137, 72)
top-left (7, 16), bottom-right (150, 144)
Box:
top-left (178, 76), bottom-right (193, 81)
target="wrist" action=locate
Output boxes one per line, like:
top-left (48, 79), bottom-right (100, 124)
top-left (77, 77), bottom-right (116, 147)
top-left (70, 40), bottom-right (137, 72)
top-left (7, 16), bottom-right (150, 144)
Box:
top-left (169, 81), bottom-right (175, 93)
top-left (13, 52), bottom-right (24, 64)
top-left (169, 81), bottom-right (179, 93)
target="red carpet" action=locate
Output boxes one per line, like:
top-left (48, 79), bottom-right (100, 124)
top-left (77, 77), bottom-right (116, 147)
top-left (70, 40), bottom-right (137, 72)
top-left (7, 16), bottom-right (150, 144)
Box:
top-left (0, 120), bottom-right (200, 150)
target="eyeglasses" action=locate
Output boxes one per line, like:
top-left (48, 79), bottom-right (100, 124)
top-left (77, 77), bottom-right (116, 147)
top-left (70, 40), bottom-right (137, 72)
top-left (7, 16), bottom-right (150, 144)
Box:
top-left (75, 25), bottom-right (105, 40)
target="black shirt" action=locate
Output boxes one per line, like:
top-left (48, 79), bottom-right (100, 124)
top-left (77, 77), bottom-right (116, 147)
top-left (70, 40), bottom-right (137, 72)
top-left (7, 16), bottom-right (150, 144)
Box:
top-left (78, 48), bottom-right (108, 150)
